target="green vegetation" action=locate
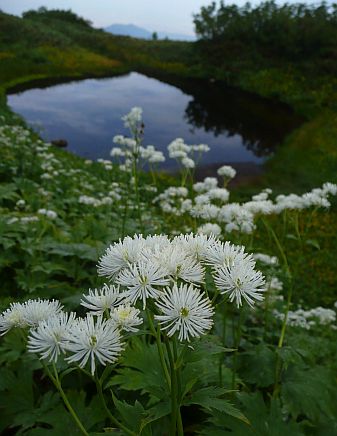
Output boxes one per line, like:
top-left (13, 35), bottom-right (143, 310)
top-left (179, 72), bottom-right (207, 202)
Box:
top-left (0, 111), bottom-right (336, 435)
top-left (0, 5), bottom-right (336, 434)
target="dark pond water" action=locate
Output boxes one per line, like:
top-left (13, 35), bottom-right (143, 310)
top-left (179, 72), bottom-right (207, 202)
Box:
top-left (7, 72), bottom-right (303, 170)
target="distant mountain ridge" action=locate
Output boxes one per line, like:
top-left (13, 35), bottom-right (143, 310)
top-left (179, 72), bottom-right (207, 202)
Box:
top-left (104, 23), bottom-right (195, 41)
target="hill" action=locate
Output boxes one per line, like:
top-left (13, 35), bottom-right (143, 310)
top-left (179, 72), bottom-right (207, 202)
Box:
top-left (105, 23), bottom-right (196, 41)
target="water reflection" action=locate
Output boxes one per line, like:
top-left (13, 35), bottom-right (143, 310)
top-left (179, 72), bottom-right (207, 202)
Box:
top-left (149, 74), bottom-right (303, 157)
top-left (7, 72), bottom-right (303, 167)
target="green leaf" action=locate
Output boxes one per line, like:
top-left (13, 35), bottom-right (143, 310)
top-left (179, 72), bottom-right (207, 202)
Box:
top-left (305, 239), bottom-right (320, 250)
top-left (107, 337), bottom-right (168, 400)
top-left (282, 365), bottom-right (337, 421)
top-left (200, 392), bottom-right (304, 436)
top-left (0, 183), bottom-right (18, 202)
top-left (183, 386), bottom-right (248, 423)
top-left (238, 343), bottom-right (276, 387)
top-left (111, 394), bottom-right (152, 436)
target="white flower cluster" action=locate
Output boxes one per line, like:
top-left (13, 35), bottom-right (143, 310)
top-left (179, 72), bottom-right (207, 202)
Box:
top-left (167, 138), bottom-right (210, 169)
top-left (197, 223), bottom-right (222, 236)
top-left (37, 208), bottom-right (58, 220)
top-left (122, 106), bottom-right (143, 132)
top-left (79, 195), bottom-right (116, 207)
top-left (153, 186), bottom-right (189, 215)
top-left (253, 253), bottom-right (279, 266)
top-left (274, 305), bottom-right (337, 330)
top-left (110, 108), bottom-right (165, 171)
top-left (217, 165), bottom-right (236, 180)
top-left (7, 215), bottom-right (39, 225)
top-left (97, 158), bottom-right (113, 171)
top-left (156, 179), bottom-right (337, 235)
top-left (98, 233), bottom-right (265, 314)
top-left (0, 296), bottom-right (126, 375)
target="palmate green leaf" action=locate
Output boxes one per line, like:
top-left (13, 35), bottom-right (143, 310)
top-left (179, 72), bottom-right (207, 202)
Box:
top-left (0, 360), bottom-right (35, 433)
top-left (31, 261), bottom-right (69, 275)
top-left (0, 183), bottom-right (18, 202)
top-left (40, 241), bottom-right (103, 261)
top-left (238, 343), bottom-right (276, 388)
top-left (200, 392), bottom-right (304, 436)
top-left (111, 394), bottom-right (153, 436)
top-left (282, 365), bottom-right (337, 421)
top-left (183, 335), bottom-right (234, 364)
top-left (183, 386), bottom-right (248, 423)
top-left (106, 337), bottom-right (169, 399)
top-left (65, 391), bottom-right (107, 430)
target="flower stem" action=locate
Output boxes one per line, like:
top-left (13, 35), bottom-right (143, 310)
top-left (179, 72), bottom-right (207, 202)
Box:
top-left (132, 157), bottom-right (143, 233)
top-left (262, 218), bottom-right (291, 279)
top-left (165, 339), bottom-right (178, 436)
top-left (231, 308), bottom-right (244, 391)
top-left (95, 375), bottom-right (136, 436)
top-left (146, 309), bottom-right (171, 389)
top-left (219, 303), bottom-right (227, 387)
top-left (42, 362), bottom-right (88, 436)
top-left (173, 338), bottom-right (184, 436)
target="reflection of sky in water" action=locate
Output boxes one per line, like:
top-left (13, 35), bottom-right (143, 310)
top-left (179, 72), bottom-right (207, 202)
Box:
top-left (8, 72), bottom-right (271, 166)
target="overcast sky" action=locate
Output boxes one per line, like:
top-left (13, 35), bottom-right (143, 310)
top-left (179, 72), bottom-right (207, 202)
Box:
top-left (0, 0), bottom-right (322, 35)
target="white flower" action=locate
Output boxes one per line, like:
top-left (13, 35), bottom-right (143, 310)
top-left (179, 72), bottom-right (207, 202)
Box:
top-left (214, 259), bottom-right (265, 307)
top-left (22, 299), bottom-right (63, 327)
top-left (206, 240), bottom-right (250, 268)
top-left (81, 284), bottom-right (123, 314)
top-left (110, 147), bottom-right (124, 157)
top-left (65, 315), bottom-right (123, 375)
top-left (38, 209), bottom-right (57, 219)
top-left (217, 165), bottom-right (236, 179)
top-left (155, 283), bottom-right (214, 341)
top-left (122, 107), bottom-right (143, 131)
top-left (191, 144), bottom-right (210, 153)
top-left (208, 188), bottom-right (230, 203)
top-left (181, 157), bottom-right (195, 169)
top-left (97, 235), bottom-right (146, 278)
top-left (154, 244), bottom-right (205, 285)
top-left (0, 299), bottom-right (63, 335)
top-left (116, 261), bottom-right (170, 309)
top-left (27, 312), bottom-right (76, 362)
top-left (173, 233), bottom-right (215, 261)
top-left (197, 223), bottom-right (221, 237)
top-left (16, 199), bottom-right (26, 209)
top-left (0, 302), bottom-right (27, 335)
top-left (253, 253), bottom-right (278, 266)
top-left (110, 304), bottom-right (143, 332)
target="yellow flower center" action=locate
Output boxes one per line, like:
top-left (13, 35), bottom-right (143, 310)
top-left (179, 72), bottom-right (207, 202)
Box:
top-left (90, 335), bottom-right (97, 346)
top-left (180, 307), bottom-right (189, 317)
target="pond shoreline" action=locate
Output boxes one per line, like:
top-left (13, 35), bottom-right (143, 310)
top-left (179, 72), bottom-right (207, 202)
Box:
top-left (6, 71), bottom-right (303, 183)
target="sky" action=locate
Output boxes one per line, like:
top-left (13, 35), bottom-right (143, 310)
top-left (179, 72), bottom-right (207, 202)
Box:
top-left (0, 0), bottom-right (322, 36)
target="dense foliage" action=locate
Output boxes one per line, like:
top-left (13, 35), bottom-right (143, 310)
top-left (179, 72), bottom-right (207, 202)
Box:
top-left (0, 108), bottom-right (336, 434)
top-left (194, 1), bottom-right (337, 73)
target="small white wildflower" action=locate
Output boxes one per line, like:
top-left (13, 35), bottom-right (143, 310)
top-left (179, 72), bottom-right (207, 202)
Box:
top-left (217, 165), bottom-right (236, 179)
top-left (81, 284), bottom-right (123, 314)
top-left (155, 283), bottom-right (214, 341)
top-left (253, 253), bottom-right (278, 266)
top-left (181, 157), bottom-right (195, 169)
top-left (27, 312), bottom-right (76, 362)
top-left (110, 304), bottom-right (143, 332)
top-left (65, 315), bottom-right (123, 375)
top-left (214, 258), bottom-right (265, 307)
top-left (97, 235), bottom-right (146, 278)
top-left (197, 223), bottom-right (222, 236)
top-left (116, 261), bottom-right (170, 309)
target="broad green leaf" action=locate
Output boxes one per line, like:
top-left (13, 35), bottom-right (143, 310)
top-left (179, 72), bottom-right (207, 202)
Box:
top-left (183, 386), bottom-right (248, 423)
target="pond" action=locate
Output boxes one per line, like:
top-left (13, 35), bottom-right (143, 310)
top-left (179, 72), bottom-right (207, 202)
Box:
top-left (7, 72), bottom-right (303, 171)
